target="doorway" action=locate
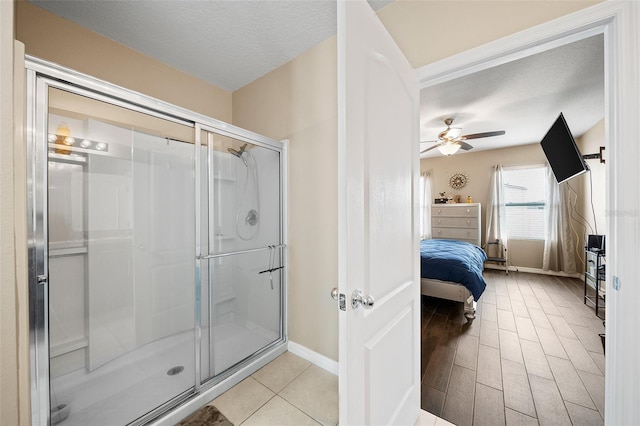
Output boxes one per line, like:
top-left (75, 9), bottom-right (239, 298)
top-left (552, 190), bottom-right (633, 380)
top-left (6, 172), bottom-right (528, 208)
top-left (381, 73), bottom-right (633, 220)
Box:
top-left (416, 3), bottom-right (640, 424)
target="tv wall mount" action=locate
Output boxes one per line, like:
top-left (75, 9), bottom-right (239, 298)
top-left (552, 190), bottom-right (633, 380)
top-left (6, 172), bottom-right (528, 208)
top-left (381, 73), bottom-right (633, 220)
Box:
top-left (583, 146), bottom-right (606, 164)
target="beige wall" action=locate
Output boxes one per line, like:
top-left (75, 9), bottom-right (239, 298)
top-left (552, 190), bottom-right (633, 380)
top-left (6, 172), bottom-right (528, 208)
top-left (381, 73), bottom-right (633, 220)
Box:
top-left (377, 0), bottom-right (601, 69)
top-left (15, 0), bottom-right (232, 122)
top-left (1, 3), bottom-right (18, 424)
top-left (575, 119), bottom-right (606, 267)
top-left (232, 1), bottom-right (603, 362)
top-left (6, 2), bottom-right (233, 422)
top-left (421, 144), bottom-right (548, 269)
top-left (4, 0), bottom-right (606, 417)
top-left (1, 2), bottom-right (29, 424)
top-left (233, 37), bottom-right (339, 361)
top-left (421, 118), bottom-right (606, 273)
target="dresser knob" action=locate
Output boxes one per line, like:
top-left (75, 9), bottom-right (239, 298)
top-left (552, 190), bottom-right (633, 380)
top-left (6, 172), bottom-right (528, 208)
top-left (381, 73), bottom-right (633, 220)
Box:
top-left (466, 220), bottom-right (470, 224)
top-left (466, 209), bottom-right (470, 213)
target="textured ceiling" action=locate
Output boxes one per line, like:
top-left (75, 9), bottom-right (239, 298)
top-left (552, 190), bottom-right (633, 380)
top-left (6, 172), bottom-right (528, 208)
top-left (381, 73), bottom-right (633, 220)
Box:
top-left (420, 34), bottom-right (604, 157)
top-left (28, 1), bottom-right (603, 157)
top-left (29, 0), bottom-right (392, 92)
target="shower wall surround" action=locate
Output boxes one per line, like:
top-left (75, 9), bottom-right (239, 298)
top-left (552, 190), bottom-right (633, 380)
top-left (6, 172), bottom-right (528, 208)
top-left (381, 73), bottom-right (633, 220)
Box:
top-left (27, 58), bottom-right (287, 426)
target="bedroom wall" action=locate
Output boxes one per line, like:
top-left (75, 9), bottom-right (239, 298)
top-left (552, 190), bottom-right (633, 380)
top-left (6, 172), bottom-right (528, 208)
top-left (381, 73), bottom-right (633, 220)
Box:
top-left (575, 119), bottom-right (607, 268)
top-left (421, 118), bottom-right (606, 274)
top-left (421, 143), bottom-right (548, 270)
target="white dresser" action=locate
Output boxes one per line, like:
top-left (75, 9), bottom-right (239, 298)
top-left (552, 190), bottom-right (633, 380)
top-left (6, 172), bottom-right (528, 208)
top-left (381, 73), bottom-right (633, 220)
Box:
top-left (431, 203), bottom-right (481, 246)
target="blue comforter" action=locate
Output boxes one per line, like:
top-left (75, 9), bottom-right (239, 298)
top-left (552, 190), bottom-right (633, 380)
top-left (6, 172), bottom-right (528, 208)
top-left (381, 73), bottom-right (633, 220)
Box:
top-left (420, 239), bottom-right (487, 300)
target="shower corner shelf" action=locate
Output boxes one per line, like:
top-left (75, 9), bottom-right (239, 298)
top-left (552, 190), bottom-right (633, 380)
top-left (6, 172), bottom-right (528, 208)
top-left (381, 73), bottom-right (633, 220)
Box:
top-left (213, 174), bottom-right (235, 182)
top-left (215, 293), bottom-right (236, 304)
top-left (49, 246), bottom-right (88, 257)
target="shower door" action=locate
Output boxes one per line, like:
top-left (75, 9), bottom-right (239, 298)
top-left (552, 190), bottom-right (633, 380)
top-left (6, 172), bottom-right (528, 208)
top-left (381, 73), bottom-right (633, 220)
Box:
top-left (30, 81), bottom-right (198, 426)
top-left (28, 59), bottom-right (286, 426)
top-left (197, 128), bottom-right (285, 383)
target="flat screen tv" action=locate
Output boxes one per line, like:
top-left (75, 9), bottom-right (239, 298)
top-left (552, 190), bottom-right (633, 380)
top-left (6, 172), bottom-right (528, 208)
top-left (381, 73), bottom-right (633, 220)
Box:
top-left (540, 113), bottom-right (589, 183)
top-left (587, 234), bottom-right (605, 253)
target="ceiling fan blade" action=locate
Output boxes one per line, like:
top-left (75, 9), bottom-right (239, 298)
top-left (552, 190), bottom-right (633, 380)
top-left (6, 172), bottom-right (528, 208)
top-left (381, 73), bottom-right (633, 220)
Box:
top-left (420, 144), bottom-right (442, 154)
top-left (459, 141), bottom-right (474, 150)
top-left (460, 130), bottom-right (505, 140)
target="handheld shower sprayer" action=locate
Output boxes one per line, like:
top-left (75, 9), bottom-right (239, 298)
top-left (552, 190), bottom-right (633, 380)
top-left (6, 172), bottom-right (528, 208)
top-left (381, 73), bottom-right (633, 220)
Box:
top-left (228, 142), bottom-right (260, 240)
top-left (228, 143), bottom-right (248, 166)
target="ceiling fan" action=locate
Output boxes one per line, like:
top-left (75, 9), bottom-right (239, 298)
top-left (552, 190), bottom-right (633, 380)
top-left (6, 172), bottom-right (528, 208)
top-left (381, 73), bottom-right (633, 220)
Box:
top-left (420, 118), bottom-right (506, 156)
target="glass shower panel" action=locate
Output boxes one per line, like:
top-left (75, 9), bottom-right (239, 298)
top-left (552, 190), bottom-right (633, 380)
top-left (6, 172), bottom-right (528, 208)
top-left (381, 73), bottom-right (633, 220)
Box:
top-left (206, 250), bottom-right (283, 377)
top-left (205, 133), bottom-right (281, 254)
top-left (47, 88), bottom-right (196, 426)
top-left (199, 131), bottom-right (283, 382)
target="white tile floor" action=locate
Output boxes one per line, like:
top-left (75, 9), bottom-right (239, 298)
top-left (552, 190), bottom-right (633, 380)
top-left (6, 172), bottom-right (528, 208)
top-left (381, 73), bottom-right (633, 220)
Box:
top-left (206, 351), bottom-right (452, 426)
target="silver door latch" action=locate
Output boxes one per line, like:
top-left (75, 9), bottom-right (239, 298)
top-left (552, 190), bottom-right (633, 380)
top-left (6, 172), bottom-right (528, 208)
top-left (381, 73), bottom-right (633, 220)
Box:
top-left (330, 287), bottom-right (347, 311)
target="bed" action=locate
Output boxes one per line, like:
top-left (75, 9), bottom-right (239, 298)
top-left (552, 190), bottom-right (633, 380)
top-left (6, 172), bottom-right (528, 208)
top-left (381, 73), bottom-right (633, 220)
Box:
top-left (420, 238), bottom-right (487, 322)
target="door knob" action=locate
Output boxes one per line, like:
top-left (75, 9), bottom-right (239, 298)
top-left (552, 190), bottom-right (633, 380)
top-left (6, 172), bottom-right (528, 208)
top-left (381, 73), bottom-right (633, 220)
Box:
top-left (351, 289), bottom-right (375, 310)
top-left (330, 287), bottom-right (339, 300)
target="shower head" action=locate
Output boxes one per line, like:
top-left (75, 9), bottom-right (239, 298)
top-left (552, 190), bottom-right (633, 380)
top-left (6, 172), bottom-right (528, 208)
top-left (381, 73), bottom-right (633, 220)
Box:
top-left (228, 143), bottom-right (248, 166)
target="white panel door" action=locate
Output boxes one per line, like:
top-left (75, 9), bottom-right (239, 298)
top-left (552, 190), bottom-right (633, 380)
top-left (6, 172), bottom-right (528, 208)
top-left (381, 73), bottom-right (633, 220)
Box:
top-left (337, 1), bottom-right (420, 425)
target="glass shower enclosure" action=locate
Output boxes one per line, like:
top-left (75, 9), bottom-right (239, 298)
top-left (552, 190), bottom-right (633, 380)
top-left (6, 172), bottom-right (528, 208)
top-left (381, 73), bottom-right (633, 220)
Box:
top-left (26, 58), bottom-right (286, 426)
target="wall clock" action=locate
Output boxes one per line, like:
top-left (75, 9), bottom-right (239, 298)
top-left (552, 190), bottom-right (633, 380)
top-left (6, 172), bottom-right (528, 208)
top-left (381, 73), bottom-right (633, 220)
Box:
top-left (449, 172), bottom-right (468, 190)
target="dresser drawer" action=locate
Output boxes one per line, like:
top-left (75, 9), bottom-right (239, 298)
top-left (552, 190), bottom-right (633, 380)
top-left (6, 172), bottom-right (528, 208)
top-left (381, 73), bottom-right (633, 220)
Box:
top-left (431, 205), bottom-right (479, 218)
top-left (432, 227), bottom-right (479, 241)
top-left (432, 216), bottom-right (477, 229)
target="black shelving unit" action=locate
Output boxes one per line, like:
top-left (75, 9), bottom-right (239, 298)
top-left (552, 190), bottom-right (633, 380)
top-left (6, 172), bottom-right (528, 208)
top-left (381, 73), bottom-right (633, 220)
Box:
top-left (584, 248), bottom-right (605, 319)
top-left (484, 239), bottom-right (508, 275)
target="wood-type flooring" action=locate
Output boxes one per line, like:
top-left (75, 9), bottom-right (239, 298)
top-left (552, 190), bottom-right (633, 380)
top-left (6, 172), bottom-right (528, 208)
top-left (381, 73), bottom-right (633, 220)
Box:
top-left (421, 270), bottom-right (605, 426)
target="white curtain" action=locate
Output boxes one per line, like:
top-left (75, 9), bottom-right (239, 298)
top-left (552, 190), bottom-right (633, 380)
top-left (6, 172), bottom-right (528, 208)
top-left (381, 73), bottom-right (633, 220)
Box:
top-left (543, 164), bottom-right (577, 273)
top-left (485, 165), bottom-right (508, 251)
top-left (420, 172), bottom-right (432, 239)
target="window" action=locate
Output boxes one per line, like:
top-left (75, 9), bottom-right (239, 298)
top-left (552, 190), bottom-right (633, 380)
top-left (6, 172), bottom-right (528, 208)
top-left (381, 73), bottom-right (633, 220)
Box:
top-left (503, 165), bottom-right (546, 239)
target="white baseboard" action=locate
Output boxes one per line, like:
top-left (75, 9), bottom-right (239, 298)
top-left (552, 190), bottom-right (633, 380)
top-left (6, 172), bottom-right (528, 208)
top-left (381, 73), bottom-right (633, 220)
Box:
top-left (484, 263), bottom-right (581, 279)
top-left (287, 341), bottom-right (338, 376)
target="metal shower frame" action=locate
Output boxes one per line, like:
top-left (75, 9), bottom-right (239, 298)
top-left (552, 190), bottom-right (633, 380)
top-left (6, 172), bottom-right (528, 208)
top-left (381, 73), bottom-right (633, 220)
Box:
top-left (25, 56), bottom-right (288, 426)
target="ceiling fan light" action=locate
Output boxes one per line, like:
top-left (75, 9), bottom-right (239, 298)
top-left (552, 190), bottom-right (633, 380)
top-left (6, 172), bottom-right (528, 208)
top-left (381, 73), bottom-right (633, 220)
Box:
top-left (438, 143), bottom-right (461, 156)
top-left (445, 127), bottom-right (462, 139)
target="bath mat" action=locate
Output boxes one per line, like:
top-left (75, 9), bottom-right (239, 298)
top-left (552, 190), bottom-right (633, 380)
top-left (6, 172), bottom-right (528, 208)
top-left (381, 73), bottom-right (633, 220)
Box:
top-left (177, 405), bottom-right (233, 426)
